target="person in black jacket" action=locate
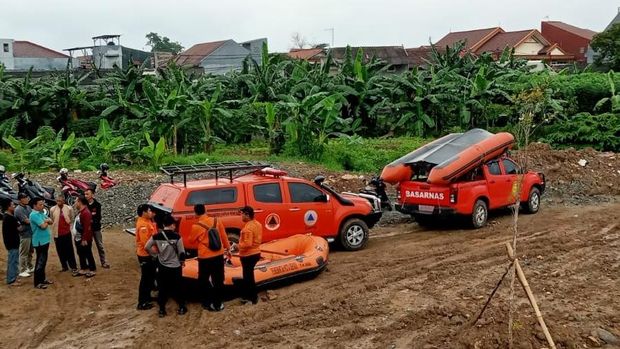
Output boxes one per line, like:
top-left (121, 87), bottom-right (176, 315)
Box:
top-left (2, 200), bottom-right (21, 286)
top-left (85, 189), bottom-right (109, 268)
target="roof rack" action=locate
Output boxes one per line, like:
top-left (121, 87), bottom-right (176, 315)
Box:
top-left (160, 161), bottom-right (272, 186)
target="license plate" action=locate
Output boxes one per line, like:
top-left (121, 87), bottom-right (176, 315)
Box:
top-left (419, 205), bottom-right (435, 213)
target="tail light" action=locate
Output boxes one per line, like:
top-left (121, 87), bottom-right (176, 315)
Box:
top-left (449, 187), bottom-right (458, 203)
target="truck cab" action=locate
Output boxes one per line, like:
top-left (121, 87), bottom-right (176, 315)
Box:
top-left (395, 155), bottom-right (545, 228)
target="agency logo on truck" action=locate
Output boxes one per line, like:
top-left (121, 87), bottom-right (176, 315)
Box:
top-left (405, 191), bottom-right (445, 200)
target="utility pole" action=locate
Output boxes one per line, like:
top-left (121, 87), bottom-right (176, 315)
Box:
top-left (325, 28), bottom-right (334, 47)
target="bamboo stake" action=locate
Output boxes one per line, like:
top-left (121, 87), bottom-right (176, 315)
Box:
top-left (505, 243), bottom-right (556, 349)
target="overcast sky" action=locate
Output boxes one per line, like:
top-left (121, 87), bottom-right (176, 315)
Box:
top-left (1, 0), bottom-right (617, 54)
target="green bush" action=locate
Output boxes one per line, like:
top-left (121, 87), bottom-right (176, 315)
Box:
top-left (540, 112), bottom-right (620, 152)
top-left (321, 137), bottom-right (427, 172)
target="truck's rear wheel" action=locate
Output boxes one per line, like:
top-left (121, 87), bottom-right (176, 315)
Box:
top-left (521, 187), bottom-right (541, 214)
top-left (339, 218), bottom-right (369, 251)
top-left (413, 214), bottom-right (433, 227)
top-left (471, 200), bottom-right (488, 228)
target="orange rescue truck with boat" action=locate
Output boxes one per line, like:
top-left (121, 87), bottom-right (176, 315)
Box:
top-left (380, 129), bottom-right (546, 228)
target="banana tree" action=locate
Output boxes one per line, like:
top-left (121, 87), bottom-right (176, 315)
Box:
top-left (191, 85), bottom-right (233, 153)
top-left (594, 70), bottom-right (620, 113)
top-left (2, 135), bottom-right (42, 170)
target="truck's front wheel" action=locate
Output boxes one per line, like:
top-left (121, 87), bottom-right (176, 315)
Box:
top-left (471, 200), bottom-right (488, 228)
top-left (521, 187), bottom-right (541, 214)
top-left (339, 218), bottom-right (369, 251)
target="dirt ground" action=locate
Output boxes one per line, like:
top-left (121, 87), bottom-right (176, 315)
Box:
top-left (1, 144), bottom-right (620, 348)
top-left (0, 201), bottom-right (618, 349)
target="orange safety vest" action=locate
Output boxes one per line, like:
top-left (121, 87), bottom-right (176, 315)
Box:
top-left (135, 216), bottom-right (157, 257)
top-left (192, 215), bottom-right (230, 259)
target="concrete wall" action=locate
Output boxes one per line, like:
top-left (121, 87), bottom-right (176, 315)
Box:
top-left (200, 40), bottom-right (253, 75)
top-left (92, 45), bottom-right (122, 69)
top-left (240, 38), bottom-right (267, 65)
top-left (14, 57), bottom-right (75, 71)
top-left (0, 39), bottom-right (15, 70)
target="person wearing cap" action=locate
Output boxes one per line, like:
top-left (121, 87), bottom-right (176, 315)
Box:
top-left (145, 214), bottom-right (187, 317)
top-left (190, 204), bottom-right (230, 311)
top-left (2, 200), bottom-right (21, 286)
top-left (235, 205), bottom-right (262, 305)
top-left (135, 204), bottom-right (157, 310)
top-left (15, 192), bottom-right (34, 277)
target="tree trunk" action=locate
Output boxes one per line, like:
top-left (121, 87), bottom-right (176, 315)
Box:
top-left (173, 124), bottom-right (178, 155)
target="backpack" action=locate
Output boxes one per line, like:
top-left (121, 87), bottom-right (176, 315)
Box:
top-left (196, 218), bottom-right (222, 251)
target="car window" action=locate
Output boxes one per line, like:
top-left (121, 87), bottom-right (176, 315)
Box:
top-left (186, 187), bottom-right (237, 206)
top-left (487, 161), bottom-right (501, 176)
top-left (288, 182), bottom-right (324, 203)
top-left (253, 183), bottom-right (282, 203)
top-left (502, 159), bottom-right (519, 175)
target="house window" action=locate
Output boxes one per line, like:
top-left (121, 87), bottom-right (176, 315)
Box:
top-left (3, 43), bottom-right (8, 53)
top-left (580, 47), bottom-right (585, 54)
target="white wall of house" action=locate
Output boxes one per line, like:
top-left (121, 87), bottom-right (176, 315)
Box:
top-left (0, 39), bottom-right (15, 70)
top-left (13, 57), bottom-right (73, 71)
top-left (549, 48), bottom-right (564, 55)
top-left (514, 39), bottom-right (544, 55)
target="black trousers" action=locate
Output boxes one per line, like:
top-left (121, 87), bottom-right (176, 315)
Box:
top-left (55, 234), bottom-right (77, 270)
top-left (157, 264), bottom-right (184, 310)
top-left (240, 254), bottom-right (260, 303)
top-left (34, 243), bottom-right (49, 287)
top-left (138, 256), bottom-right (155, 305)
top-left (76, 240), bottom-right (96, 271)
top-left (198, 255), bottom-right (225, 307)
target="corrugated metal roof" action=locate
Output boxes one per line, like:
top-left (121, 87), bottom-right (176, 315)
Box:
top-left (175, 40), bottom-right (228, 67)
top-left (330, 46), bottom-right (410, 65)
top-left (13, 41), bottom-right (69, 58)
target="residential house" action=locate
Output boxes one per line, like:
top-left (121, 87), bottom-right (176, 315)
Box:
top-left (434, 27), bottom-right (574, 67)
top-left (287, 48), bottom-right (326, 63)
top-left (0, 39), bottom-right (77, 71)
top-left (405, 46), bottom-right (433, 68)
top-left (175, 38), bottom-right (266, 75)
top-left (541, 21), bottom-right (597, 64)
top-left (90, 35), bottom-right (152, 70)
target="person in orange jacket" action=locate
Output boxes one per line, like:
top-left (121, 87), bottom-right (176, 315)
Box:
top-left (135, 204), bottom-right (157, 310)
top-left (190, 204), bottom-right (230, 311)
top-left (233, 205), bottom-right (262, 305)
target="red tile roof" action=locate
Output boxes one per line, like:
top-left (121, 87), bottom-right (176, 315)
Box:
top-left (13, 41), bottom-right (69, 58)
top-left (434, 27), bottom-right (503, 51)
top-left (175, 40), bottom-right (227, 67)
top-left (475, 30), bottom-right (537, 53)
top-left (288, 48), bottom-right (324, 60)
top-left (543, 21), bottom-right (597, 40)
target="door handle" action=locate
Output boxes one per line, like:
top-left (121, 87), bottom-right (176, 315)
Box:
top-left (490, 180), bottom-right (495, 184)
top-left (505, 179), bottom-right (511, 182)
top-left (289, 208), bottom-right (300, 212)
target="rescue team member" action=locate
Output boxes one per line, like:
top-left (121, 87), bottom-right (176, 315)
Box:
top-left (191, 204), bottom-right (231, 311)
top-left (2, 200), bottom-right (21, 286)
top-left (135, 204), bottom-right (157, 310)
top-left (145, 214), bottom-right (188, 317)
top-left (50, 196), bottom-right (78, 275)
top-left (75, 196), bottom-right (96, 277)
top-left (29, 197), bottom-right (53, 289)
top-left (235, 206), bottom-right (262, 305)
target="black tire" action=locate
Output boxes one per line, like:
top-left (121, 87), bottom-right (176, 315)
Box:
top-left (471, 199), bottom-right (488, 229)
top-left (521, 187), bottom-right (541, 214)
top-left (339, 218), bottom-right (369, 251)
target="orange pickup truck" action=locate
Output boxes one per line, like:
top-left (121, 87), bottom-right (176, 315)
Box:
top-left (145, 162), bottom-right (382, 251)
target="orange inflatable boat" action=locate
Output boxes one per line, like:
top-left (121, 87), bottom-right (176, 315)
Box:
top-left (380, 129), bottom-right (515, 185)
top-left (182, 234), bottom-right (329, 287)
